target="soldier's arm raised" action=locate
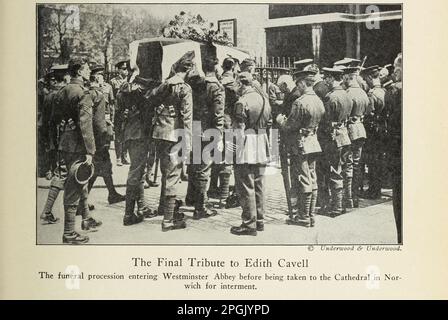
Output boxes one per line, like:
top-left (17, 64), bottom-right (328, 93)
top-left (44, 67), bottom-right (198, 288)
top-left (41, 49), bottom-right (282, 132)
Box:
top-left (78, 92), bottom-right (96, 155)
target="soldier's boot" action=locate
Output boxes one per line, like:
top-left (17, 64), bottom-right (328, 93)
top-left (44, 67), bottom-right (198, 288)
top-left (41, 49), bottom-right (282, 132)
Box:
top-left (63, 205), bottom-right (89, 245)
top-left (329, 188), bottom-right (344, 217)
top-left (162, 196), bottom-right (186, 232)
top-left (80, 198), bottom-right (102, 232)
top-left (309, 190), bottom-right (318, 227)
top-left (344, 178), bottom-right (354, 212)
top-left (136, 183), bottom-right (156, 218)
top-left (193, 190), bottom-right (218, 220)
top-left (123, 185), bottom-right (144, 226)
top-left (287, 193), bottom-right (311, 227)
top-left (103, 175), bottom-right (126, 204)
top-left (40, 186), bottom-right (61, 224)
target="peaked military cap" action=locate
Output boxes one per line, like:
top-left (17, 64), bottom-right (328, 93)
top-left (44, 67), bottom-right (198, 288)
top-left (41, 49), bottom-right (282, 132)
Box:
top-left (334, 57), bottom-right (361, 67)
top-left (293, 58), bottom-right (314, 70)
top-left (292, 69), bottom-right (317, 80)
top-left (51, 64), bottom-right (69, 72)
top-left (240, 58), bottom-right (256, 71)
top-left (115, 60), bottom-right (129, 69)
top-left (360, 65), bottom-right (380, 76)
top-left (68, 57), bottom-right (88, 72)
top-left (322, 67), bottom-right (344, 75)
top-left (90, 64), bottom-right (105, 74)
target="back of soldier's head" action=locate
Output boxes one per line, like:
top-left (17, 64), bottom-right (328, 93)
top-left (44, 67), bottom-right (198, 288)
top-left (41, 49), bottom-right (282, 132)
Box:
top-left (222, 58), bottom-right (235, 72)
top-left (68, 57), bottom-right (89, 77)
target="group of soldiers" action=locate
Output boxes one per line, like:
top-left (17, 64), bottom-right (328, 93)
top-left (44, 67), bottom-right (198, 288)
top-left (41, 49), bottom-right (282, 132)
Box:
top-left (37, 49), bottom-right (402, 244)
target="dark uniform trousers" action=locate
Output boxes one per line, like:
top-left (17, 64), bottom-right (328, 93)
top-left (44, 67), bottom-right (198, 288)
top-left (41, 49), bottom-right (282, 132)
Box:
top-left (350, 138), bottom-right (365, 202)
top-left (127, 139), bottom-right (149, 186)
top-left (235, 164), bottom-right (265, 229)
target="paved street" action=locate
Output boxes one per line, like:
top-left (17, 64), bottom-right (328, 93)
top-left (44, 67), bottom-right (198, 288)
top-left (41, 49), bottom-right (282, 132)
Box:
top-left (37, 148), bottom-right (398, 245)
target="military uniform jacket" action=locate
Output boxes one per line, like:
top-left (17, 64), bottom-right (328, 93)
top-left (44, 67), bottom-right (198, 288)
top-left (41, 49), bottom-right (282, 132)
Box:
top-left (313, 79), bottom-right (330, 102)
top-left (366, 84), bottom-right (387, 135)
top-left (281, 87), bottom-right (325, 155)
top-left (192, 76), bottom-right (225, 134)
top-left (322, 86), bottom-right (352, 148)
top-left (151, 75), bottom-right (193, 148)
top-left (281, 86), bottom-right (302, 117)
top-left (56, 78), bottom-right (96, 155)
top-left (100, 82), bottom-right (114, 121)
top-left (346, 83), bottom-right (370, 141)
top-left (110, 76), bottom-right (126, 97)
top-left (119, 83), bottom-right (152, 142)
top-left (111, 77), bottom-right (128, 125)
top-left (233, 86), bottom-right (272, 164)
top-left (385, 82), bottom-right (402, 141)
top-left (43, 83), bottom-right (65, 150)
top-left (89, 85), bottom-right (109, 148)
top-left (221, 71), bottom-right (238, 128)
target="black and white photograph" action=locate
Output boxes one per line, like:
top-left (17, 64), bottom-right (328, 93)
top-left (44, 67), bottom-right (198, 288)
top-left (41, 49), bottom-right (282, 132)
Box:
top-left (36, 2), bottom-right (402, 245)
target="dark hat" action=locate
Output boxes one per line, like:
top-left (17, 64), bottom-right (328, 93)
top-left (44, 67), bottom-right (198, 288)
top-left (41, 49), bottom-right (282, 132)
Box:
top-left (51, 64), bottom-right (69, 72)
top-left (222, 56), bottom-right (236, 68)
top-left (342, 66), bottom-right (361, 75)
top-left (240, 58), bottom-right (256, 71)
top-left (238, 71), bottom-right (253, 84)
top-left (68, 58), bottom-right (88, 72)
top-left (71, 159), bottom-right (94, 185)
top-left (90, 64), bottom-right (104, 74)
top-left (293, 69), bottom-right (317, 80)
top-left (293, 58), bottom-right (314, 70)
top-left (115, 60), bottom-right (129, 69)
top-left (360, 65), bottom-right (380, 76)
top-left (322, 67), bottom-right (344, 76)
top-left (334, 57), bottom-right (361, 67)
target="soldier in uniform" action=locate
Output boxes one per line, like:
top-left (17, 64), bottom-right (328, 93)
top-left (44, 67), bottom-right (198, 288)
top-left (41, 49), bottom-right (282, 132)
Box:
top-left (86, 65), bottom-right (125, 208)
top-left (149, 55), bottom-right (194, 232)
top-left (39, 64), bottom-right (70, 224)
top-left (277, 70), bottom-right (325, 227)
top-left (120, 75), bottom-right (156, 226)
top-left (343, 66), bottom-right (370, 209)
top-left (185, 57), bottom-right (224, 219)
top-left (319, 67), bottom-right (353, 216)
top-left (230, 72), bottom-right (271, 236)
top-left (42, 65), bottom-right (70, 179)
top-left (334, 58), bottom-right (369, 92)
top-left (385, 53), bottom-right (402, 244)
top-left (361, 65), bottom-right (387, 199)
top-left (110, 60), bottom-right (130, 166)
top-left (56, 58), bottom-right (96, 244)
top-left (208, 57), bottom-right (237, 201)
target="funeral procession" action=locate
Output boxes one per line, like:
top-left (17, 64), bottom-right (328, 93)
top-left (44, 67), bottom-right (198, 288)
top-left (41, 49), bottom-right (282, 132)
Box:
top-left (36, 4), bottom-right (402, 245)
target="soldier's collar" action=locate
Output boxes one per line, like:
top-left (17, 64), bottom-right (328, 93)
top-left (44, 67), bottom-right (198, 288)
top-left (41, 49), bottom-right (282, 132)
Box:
top-left (70, 78), bottom-right (84, 85)
top-left (166, 74), bottom-right (185, 85)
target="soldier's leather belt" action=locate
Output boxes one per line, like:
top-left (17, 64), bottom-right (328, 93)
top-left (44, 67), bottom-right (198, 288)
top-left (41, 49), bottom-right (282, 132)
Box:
top-left (348, 116), bottom-right (364, 123)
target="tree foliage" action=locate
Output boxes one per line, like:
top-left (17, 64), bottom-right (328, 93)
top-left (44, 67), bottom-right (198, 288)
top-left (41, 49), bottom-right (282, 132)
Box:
top-left (38, 4), bottom-right (167, 76)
